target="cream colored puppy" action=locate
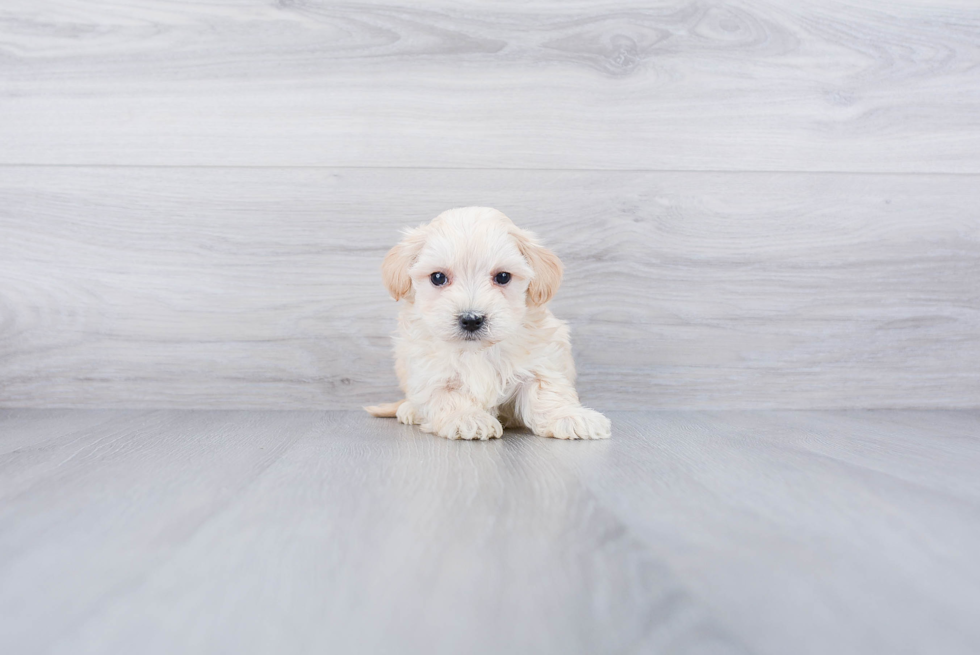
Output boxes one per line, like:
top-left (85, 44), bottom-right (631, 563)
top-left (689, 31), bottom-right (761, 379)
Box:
top-left (365, 207), bottom-right (610, 441)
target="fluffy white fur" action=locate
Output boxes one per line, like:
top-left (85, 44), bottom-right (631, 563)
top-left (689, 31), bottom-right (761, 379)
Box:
top-left (365, 207), bottom-right (610, 441)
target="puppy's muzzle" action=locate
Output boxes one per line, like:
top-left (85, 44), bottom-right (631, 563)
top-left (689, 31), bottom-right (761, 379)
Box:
top-left (458, 312), bottom-right (486, 333)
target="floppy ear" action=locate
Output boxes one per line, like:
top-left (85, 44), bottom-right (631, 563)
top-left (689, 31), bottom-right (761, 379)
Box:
top-left (381, 228), bottom-right (426, 301)
top-left (511, 227), bottom-right (563, 306)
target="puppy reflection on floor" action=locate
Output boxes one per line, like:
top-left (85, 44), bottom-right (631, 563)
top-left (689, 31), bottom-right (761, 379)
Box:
top-left (365, 207), bottom-right (611, 441)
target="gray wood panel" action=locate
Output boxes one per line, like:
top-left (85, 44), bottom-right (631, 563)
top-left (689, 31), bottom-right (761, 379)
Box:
top-left (1, 166), bottom-right (978, 409)
top-left (1, 0), bottom-right (979, 171)
top-left (1, 409), bottom-right (978, 654)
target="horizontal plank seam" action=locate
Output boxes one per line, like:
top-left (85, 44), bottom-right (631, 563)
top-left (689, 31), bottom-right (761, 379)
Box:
top-left (2, 164), bottom-right (980, 177)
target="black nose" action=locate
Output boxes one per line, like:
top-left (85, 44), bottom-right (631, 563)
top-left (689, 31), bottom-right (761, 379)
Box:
top-left (458, 312), bottom-right (485, 333)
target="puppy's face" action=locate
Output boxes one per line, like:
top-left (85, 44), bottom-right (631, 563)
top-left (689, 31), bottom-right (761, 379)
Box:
top-left (382, 208), bottom-right (563, 345)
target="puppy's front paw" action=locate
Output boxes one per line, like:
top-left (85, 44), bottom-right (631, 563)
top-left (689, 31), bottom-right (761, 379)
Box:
top-left (396, 401), bottom-right (421, 425)
top-left (542, 408), bottom-right (611, 440)
top-left (428, 410), bottom-right (503, 441)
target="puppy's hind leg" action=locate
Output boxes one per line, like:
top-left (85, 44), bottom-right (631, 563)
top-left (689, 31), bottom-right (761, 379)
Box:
top-left (363, 399), bottom-right (424, 427)
top-left (364, 400), bottom-right (405, 418)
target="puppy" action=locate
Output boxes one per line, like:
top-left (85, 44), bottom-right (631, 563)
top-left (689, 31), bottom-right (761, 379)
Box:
top-left (365, 207), bottom-right (610, 441)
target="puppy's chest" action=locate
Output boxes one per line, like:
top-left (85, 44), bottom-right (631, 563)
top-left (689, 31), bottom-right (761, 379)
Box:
top-left (443, 350), bottom-right (531, 407)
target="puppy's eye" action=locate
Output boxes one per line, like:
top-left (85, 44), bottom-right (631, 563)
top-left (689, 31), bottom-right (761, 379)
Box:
top-left (430, 272), bottom-right (448, 286)
top-left (494, 272), bottom-right (511, 285)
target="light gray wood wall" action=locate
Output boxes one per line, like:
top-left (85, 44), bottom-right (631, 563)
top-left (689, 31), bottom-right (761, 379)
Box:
top-left (1, 1), bottom-right (978, 409)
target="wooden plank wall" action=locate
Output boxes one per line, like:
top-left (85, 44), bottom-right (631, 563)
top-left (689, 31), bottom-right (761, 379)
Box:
top-left (1, 0), bottom-right (978, 409)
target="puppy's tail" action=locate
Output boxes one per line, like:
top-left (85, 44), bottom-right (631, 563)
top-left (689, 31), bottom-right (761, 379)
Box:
top-left (364, 399), bottom-right (405, 418)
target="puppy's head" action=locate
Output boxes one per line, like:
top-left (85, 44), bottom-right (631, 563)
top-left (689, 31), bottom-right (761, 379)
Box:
top-left (382, 207), bottom-right (562, 344)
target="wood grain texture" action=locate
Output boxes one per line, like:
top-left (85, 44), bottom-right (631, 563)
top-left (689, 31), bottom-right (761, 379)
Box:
top-left (1, 0), bottom-right (979, 170)
top-left (1, 409), bottom-right (978, 654)
top-left (1, 166), bottom-right (977, 410)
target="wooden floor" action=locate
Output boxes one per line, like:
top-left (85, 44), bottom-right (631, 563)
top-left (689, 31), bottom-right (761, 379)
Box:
top-left (1, 410), bottom-right (978, 654)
